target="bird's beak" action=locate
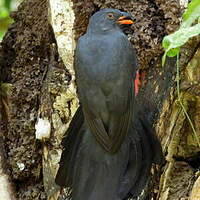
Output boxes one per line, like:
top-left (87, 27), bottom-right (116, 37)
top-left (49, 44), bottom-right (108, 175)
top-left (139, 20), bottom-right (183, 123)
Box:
top-left (117, 15), bottom-right (134, 25)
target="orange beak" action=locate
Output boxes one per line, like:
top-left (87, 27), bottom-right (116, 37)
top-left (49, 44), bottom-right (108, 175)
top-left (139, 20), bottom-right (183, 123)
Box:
top-left (117, 16), bottom-right (134, 25)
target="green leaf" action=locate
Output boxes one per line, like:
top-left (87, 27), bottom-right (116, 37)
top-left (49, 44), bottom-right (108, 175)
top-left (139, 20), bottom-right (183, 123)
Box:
top-left (161, 48), bottom-right (180, 66)
top-left (182, 0), bottom-right (200, 28)
top-left (164, 23), bottom-right (200, 49)
top-left (162, 23), bottom-right (200, 66)
top-left (163, 23), bottom-right (200, 50)
top-left (166, 47), bottom-right (180, 57)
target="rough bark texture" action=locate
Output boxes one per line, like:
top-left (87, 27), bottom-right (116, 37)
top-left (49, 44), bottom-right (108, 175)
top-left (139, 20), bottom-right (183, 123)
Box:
top-left (0, 0), bottom-right (199, 199)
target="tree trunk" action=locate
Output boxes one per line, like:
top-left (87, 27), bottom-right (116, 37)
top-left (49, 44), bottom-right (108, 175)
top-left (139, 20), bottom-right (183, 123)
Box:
top-left (0, 0), bottom-right (199, 199)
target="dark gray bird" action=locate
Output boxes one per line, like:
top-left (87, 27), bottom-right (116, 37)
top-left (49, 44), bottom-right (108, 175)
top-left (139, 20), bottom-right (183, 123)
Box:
top-left (56, 8), bottom-right (163, 200)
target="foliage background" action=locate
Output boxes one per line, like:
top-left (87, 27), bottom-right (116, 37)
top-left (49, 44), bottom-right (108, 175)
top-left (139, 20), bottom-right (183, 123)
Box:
top-left (0, 0), bottom-right (22, 40)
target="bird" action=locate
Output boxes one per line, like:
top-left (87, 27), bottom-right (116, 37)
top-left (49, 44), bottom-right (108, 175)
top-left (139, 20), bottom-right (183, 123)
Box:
top-left (55, 8), bottom-right (163, 200)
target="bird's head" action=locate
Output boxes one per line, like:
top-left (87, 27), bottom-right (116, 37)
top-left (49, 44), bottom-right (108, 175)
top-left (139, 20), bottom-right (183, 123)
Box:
top-left (87, 9), bottom-right (134, 34)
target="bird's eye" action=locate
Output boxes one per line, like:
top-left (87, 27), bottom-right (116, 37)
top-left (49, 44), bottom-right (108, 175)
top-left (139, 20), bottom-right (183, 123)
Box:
top-left (107, 13), bottom-right (114, 20)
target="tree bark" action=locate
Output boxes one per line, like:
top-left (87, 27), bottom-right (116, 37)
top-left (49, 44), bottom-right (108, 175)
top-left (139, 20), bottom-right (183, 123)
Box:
top-left (0, 0), bottom-right (199, 199)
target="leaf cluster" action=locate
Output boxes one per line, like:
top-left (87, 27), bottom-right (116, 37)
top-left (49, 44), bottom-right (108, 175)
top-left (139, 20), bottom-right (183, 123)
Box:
top-left (0, 0), bottom-right (13, 40)
top-left (162, 0), bottom-right (200, 66)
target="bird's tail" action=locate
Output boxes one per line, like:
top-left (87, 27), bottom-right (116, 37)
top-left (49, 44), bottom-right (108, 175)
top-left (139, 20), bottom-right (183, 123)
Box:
top-left (55, 106), bottom-right (163, 200)
top-left (55, 106), bottom-right (84, 187)
top-left (118, 113), bottom-right (163, 200)
top-left (129, 114), bottom-right (163, 199)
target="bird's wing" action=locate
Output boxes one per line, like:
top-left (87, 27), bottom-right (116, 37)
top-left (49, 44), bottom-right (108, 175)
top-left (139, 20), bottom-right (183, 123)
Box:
top-left (83, 86), bottom-right (134, 153)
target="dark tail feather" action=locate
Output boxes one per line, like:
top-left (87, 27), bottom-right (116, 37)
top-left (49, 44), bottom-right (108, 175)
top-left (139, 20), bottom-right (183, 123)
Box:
top-left (139, 115), bottom-right (164, 165)
top-left (129, 115), bottom-right (163, 198)
top-left (55, 106), bottom-right (84, 187)
top-left (130, 119), bottom-right (153, 198)
top-left (118, 133), bottom-right (143, 199)
top-left (135, 98), bottom-right (164, 165)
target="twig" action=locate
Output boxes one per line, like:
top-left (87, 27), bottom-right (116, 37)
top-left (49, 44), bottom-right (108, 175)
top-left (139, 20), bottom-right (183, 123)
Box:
top-left (176, 53), bottom-right (200, 148)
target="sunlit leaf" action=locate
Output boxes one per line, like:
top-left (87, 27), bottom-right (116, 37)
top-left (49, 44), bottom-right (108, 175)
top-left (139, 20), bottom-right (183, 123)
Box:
top-left (163, 24), bottom-right (200, 50)
top-left (162, 48), bottom-right (180, 67)
top-left (162, 0), bottom-right (200, 66)
top-left (162, 23), bottom-right (200, 66)
top-left (182, 0), bottom-right (200, 28)
top-left (166, 47), bottom-right (180, 57)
